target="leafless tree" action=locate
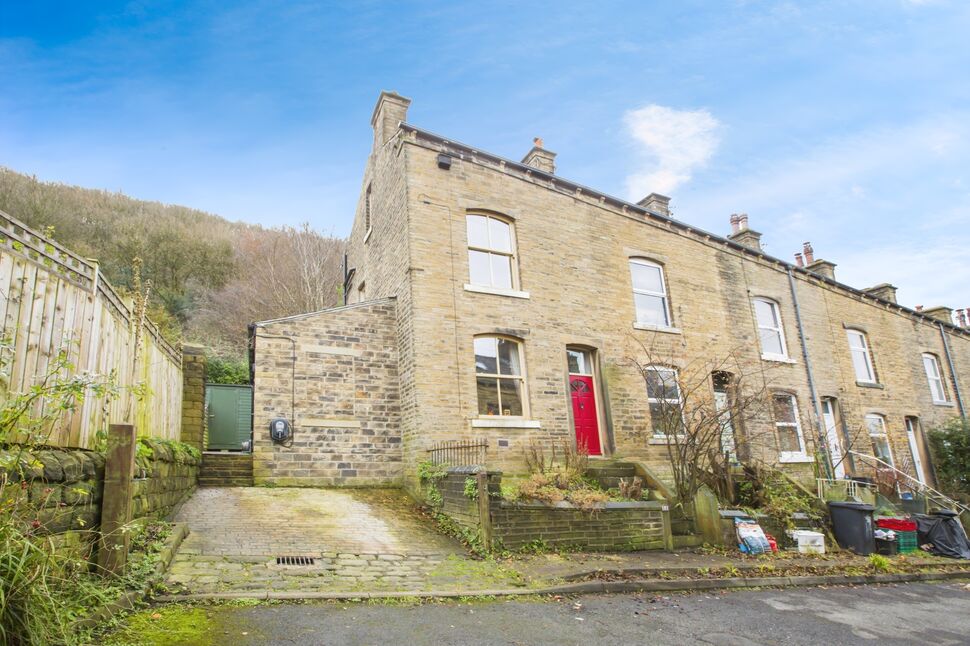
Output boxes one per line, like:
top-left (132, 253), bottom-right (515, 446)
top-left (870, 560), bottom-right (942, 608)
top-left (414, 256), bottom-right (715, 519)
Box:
top-left (625, 335), bottom-right (784, 507)
top-left (190, 223), bottom-right (345, 356)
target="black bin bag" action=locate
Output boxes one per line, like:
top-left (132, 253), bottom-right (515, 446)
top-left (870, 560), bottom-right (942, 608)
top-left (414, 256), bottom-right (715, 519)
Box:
top-left (914, 510), bottom-right (970, 559)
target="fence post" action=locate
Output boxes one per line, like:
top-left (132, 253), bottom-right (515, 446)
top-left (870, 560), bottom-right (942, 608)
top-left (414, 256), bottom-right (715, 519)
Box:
top-left (98, 423), bottom-right (137, 575)
top-left (476, 470), bottom-right (493, 551)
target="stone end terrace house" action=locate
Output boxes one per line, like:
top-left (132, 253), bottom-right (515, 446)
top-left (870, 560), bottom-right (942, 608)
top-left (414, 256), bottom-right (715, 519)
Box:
top-left (250, 90), bottom-right (970, 493)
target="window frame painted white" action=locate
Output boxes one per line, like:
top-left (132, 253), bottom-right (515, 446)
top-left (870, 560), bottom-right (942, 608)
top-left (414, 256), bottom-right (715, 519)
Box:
top-left (629, 258), bottom-right (672, 329)
top-left (922, 353), bottom-right (949, 404)
top-left (865, 413), bottom-right (894, 467)
top-left (645, 366), bottom-right (683, 439)
top-left (773, 393), bottom-right (810, 463)
top-left (905, 417), bottom-right (927, 484)
top-left (465, 213), bottom-right (519, 291)
top-left (821, 398), bottom-right (846, 479)
top-left (752, 297), bottom-right (789, 361)
top-left (846, 329), bottom-right (877, 383)
top-left (473, 335), bottom-right (528, 418)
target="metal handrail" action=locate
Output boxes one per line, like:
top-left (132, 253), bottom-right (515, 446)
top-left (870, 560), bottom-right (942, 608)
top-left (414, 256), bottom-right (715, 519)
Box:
top-left (816, 477), bottom-right (876, 501)
top-left (847, 450), bottom-right (970, 516)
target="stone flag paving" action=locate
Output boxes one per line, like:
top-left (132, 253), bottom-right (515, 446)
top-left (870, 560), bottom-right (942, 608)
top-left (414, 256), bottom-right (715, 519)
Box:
top-left (165, 487), bottom-right (526, 595)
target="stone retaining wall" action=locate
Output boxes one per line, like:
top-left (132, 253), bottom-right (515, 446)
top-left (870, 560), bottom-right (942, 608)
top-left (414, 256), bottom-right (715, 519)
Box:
top-left (435, 469), bottom-right (671, 552)
top-left (0, 438), bottom-right (199, 535)
top-left (490, 500), bottom-right (668, 552)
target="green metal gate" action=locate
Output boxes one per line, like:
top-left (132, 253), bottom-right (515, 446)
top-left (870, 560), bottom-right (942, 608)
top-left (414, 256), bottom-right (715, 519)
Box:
top-left (205, 384), bottom-right (253, 451)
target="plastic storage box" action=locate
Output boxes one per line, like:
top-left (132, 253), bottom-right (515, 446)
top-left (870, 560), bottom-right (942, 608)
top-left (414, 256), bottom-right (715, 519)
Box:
top-left (896, 530), bottom-right (918, 554)
top-left (788, 530), bottom-right (826, 554)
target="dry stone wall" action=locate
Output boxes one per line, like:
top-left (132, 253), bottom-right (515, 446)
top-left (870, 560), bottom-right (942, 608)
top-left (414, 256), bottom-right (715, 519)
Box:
top-left (0, 438), bottom-right (198, 535)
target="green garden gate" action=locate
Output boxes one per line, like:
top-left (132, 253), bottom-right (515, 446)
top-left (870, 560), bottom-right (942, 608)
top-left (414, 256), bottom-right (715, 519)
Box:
top-left (204, 384), bottom-right (253, 451)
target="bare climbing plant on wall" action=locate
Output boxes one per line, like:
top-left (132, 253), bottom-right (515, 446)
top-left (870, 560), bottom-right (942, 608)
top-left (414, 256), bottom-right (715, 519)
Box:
top-left (625, 336), bottom-right (783, 507)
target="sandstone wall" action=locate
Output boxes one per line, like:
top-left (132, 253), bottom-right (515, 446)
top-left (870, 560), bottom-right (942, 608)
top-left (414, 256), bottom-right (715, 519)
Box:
top-left (251, 299), bottom-right (403, 486)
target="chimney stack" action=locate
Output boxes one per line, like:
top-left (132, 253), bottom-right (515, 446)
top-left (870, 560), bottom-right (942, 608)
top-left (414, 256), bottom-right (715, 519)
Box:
top-left (794, 253), bottom-right (804, 267)
top-left (863, 283), bottom-right (898, 304)
top-left (922, 306), bottom-right (954, 323)
top-left (638, 193), bottom-right (671, 217)
top-left (371, 90), bottom-right (412, 149)
top-left (800, 241), bottom-right (836, 280)
top-left (727, 213), bottom-right (763, 251)
top-left (521, 137), bottom-right (557, 174)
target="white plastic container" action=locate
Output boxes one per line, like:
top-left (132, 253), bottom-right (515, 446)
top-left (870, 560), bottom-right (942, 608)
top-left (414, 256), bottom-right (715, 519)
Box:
top-left (788, 530), bottom-right (826, 554)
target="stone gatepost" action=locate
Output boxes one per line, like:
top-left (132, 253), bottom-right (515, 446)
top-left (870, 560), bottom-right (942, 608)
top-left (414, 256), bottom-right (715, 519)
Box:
top-left (181, 344), bottom-right (207, 452)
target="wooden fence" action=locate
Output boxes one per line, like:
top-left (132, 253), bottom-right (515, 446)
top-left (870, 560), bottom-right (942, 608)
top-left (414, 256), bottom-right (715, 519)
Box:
top-left (0, 210), bottom-right (182, 448)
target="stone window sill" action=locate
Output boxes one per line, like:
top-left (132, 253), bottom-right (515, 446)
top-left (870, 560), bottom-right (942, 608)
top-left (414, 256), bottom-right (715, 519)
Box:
top-left (779, 453), bottom-right (815, 464)
top-left (633, 323), bottom-right (682, 335)
top-left (364, 228), bottom-right (372, 244)
top-left (762, 354), bottom-right (796, 364)
top-left (933, 401), bottom-right (955, 407)
top-left (648, 435), bottom-right (686, 445)
top-left (471, 418), bottom-right (541, 429)
top-left (856, 381), bottom-right (884, 390)
top-left (463, 284), bottom-right (530, 299)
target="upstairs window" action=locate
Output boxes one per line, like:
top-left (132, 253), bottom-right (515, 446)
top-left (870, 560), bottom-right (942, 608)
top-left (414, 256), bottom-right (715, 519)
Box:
top-left (865, 414), bottom-right (894, 467)
top-left (630, 259), bottom-right (671, 327)
top-left (474, 336), bottom-right (526, 416)
top-left (846, 329), bottom-right (876, 383)
top-left (773, 393), bottom-right (807, 461)
top-left (922, 353), bottom-right (949, 403)
top-left (753, 298), bottom-right (788, 360)
top-left (467, 214), bottom-right (517, 290)
top-left (645, 366), bottom-right (683, 436)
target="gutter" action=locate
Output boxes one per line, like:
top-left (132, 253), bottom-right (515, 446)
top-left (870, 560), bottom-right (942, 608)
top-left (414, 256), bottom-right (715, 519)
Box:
top-left (399, 124), bottom-right (969, 339)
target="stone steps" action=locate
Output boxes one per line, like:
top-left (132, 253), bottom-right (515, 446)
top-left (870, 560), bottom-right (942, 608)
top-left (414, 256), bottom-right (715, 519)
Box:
top-left (199, 452), bottom-right (253, 487)
top-left (586, 459), bottom-right (639, 490)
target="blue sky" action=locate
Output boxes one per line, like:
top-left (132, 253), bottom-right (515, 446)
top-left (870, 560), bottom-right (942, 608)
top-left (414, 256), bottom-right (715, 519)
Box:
top-left (1, 0), bottom-right (969, 311)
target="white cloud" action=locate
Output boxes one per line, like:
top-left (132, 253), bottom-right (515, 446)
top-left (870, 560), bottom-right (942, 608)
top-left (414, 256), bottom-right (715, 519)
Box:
top-left (623, 104), bottom-right (721, 198)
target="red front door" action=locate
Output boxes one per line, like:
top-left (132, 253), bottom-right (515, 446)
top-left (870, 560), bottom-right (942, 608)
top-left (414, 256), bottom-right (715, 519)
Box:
top-left (570, 375), bottom-right (601, 456)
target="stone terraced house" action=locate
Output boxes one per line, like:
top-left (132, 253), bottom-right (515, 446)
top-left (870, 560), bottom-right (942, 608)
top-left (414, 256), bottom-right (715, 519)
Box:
top-left (249, 90), bottom-right (969, 493)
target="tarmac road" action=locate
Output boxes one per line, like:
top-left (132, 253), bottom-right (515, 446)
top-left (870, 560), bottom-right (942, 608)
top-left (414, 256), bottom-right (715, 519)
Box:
top-left (207, 582), bottom-right (970, 645)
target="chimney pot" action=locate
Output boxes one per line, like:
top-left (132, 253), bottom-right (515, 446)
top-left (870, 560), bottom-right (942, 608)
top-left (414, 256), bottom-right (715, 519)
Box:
top-left (915, 305), bottom-right (924, 312)
top-left (802, 242), bottom-right (815, 264)
top-left (534, 136), bottom-right (544, 148)
top-left (794, 252), bottom-right (804, 267)
top-left (727, 214), bottom-right (763, 251)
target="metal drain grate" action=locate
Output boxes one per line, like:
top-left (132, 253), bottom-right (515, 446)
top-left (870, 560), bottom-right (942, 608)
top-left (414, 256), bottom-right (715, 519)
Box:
top-left (276, 555), bottom-right (316, 566)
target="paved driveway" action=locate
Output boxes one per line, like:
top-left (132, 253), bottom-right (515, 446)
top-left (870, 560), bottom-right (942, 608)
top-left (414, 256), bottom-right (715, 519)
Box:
top-left (166, 487), bottom-right (523, 595)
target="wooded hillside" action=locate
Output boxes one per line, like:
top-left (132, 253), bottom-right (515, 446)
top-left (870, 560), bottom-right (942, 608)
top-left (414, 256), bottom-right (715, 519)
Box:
top-left (0, 167), bottom-right (345, 373)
